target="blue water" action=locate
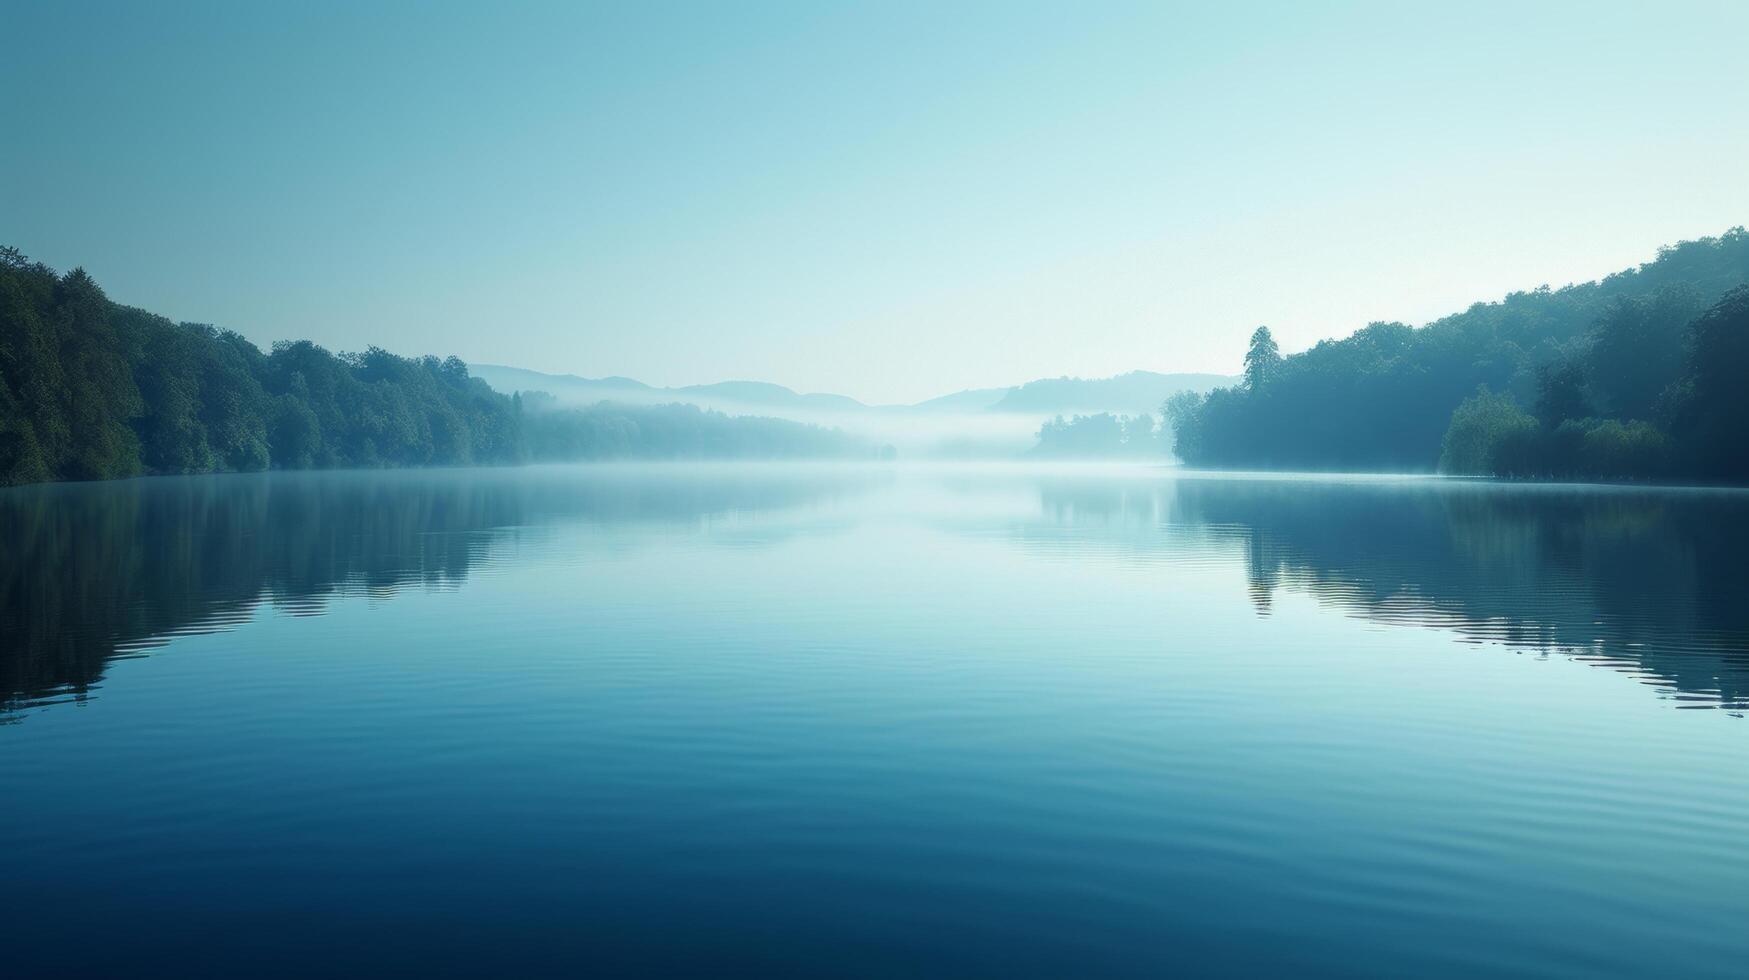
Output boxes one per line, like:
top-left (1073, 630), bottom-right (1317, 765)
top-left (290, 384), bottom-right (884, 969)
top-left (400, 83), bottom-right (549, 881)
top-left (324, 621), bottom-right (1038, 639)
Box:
top-left (3, 464), bottom-right (1747, 977)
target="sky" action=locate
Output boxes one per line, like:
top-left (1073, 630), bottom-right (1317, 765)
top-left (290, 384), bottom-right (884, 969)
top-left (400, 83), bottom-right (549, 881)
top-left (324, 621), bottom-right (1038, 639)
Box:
top-left (4, 1), bottom-right (1748, 405)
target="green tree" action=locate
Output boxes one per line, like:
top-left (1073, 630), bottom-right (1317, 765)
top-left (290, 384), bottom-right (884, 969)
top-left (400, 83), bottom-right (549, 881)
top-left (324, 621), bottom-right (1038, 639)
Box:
top-left (1586, 286), bottom-right (1700, 420)
top-left (1439, 386), bottom-right (1537, 475)
top-left (1162, 390), bottom-right (1205, 461)
top-left (1533, 360), bottom-right (1590, 428)
top-left (1243, 326), bottom-right (1282, 390)
top-left (1665, 285), bottom-right (1749, 481)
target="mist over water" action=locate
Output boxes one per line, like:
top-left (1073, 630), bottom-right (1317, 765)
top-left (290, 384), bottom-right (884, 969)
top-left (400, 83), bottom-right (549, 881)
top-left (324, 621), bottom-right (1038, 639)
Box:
top-left (4, 463), bottom-right (1748, 976)
top-left (9, 1), bottom-right (1749, 974)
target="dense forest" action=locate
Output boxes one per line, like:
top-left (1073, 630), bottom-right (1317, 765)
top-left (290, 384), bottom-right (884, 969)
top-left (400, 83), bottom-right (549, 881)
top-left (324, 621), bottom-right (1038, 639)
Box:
top-left (0, 249), bottom-right (874, 487)
top-left (1164, 229), bottom-right (1749, 481)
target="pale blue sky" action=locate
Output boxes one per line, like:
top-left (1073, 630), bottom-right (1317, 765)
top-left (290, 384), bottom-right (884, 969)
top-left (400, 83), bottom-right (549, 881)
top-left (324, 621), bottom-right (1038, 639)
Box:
top-left (5, 1), bottom-right (1747, 403)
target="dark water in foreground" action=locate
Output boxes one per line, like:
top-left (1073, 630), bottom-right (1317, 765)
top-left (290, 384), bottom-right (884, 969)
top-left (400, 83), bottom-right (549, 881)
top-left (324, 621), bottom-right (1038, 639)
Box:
top-left (3, 464), bottom-right (1747, 978)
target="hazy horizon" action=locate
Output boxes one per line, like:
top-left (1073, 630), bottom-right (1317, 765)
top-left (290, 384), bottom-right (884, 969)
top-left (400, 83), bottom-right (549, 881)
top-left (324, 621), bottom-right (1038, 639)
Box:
top-left (11, 5), bottom-right (1749, 975)
top-left (467, 359), bottom-right (1237, 406)
top-left (7, 1), bottom-right (1749, 403)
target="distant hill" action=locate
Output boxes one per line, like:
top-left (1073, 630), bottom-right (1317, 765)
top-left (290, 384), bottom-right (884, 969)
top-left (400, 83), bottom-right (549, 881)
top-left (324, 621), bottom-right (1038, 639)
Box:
top-left (681, 380), bottom-right (866, 412)
top-left (469, 364), bottom-right (870, 414)
top-left (905, 387), bottom-right (1013, 412)
top-left (468, 365), bottom-right (656, 404)
top-left (471, 363), bottom-right (1235, 417)
top-left (990, 371), bottom-right (1233, 415)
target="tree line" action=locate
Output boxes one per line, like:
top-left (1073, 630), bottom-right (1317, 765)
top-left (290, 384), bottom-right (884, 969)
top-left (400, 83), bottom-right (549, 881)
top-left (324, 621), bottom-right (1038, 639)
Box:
top-left (1032, 411), bottom-right (1159, 457)
top-left (1163, 228), bottom-right (1749, 482)
top-left (0, 249), bottom-right (875, 487)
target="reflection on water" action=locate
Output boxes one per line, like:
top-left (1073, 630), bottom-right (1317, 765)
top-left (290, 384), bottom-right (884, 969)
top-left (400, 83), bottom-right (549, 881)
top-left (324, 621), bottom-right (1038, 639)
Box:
top-left (1022, 473), bottom-right (1749, 711)
top-left (5, 465), bottom-right (1748, 715)
top-left (5, 464), bottom-right (1749, 978)
top-left (0, 465), bottom-right (875, 714)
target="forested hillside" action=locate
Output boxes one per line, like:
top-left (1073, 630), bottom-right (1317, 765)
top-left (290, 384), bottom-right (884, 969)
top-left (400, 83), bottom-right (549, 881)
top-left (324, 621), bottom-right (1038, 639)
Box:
top-left (0, 250), bottom-right (873, 487)
top-left (1166, 228), bottom-right (1749, 480)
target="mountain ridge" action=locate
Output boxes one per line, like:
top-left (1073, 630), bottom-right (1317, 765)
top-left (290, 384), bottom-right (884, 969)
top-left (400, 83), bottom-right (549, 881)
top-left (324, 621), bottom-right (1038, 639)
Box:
top-left (468, 363), bottom-right (1236, 416)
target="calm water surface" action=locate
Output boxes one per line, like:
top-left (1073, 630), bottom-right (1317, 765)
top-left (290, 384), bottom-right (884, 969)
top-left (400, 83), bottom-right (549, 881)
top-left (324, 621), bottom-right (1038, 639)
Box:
top-left (3, 463), bottom-right (1747, 977)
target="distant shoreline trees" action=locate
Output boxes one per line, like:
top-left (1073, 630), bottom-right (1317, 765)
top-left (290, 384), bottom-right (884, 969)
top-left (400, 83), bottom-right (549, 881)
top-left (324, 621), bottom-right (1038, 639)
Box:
top-left (0, 249), bottom-right (878, 488)
top-left (1164, 228), bottom-right (1749, 483)
top-left (1032, 412), bottom-right (1158, 458)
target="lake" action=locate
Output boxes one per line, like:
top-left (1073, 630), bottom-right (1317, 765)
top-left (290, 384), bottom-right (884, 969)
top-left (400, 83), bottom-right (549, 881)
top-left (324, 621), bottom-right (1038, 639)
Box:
top-left (3, 463), bottom-right (1747, 977)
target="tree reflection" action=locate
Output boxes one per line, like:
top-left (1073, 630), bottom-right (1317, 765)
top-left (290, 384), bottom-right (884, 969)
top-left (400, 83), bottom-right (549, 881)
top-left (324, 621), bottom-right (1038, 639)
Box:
top-left (1031, 475), bottom-right (1749, 710)
top-left (0, 466), bottom-right (863, 713)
